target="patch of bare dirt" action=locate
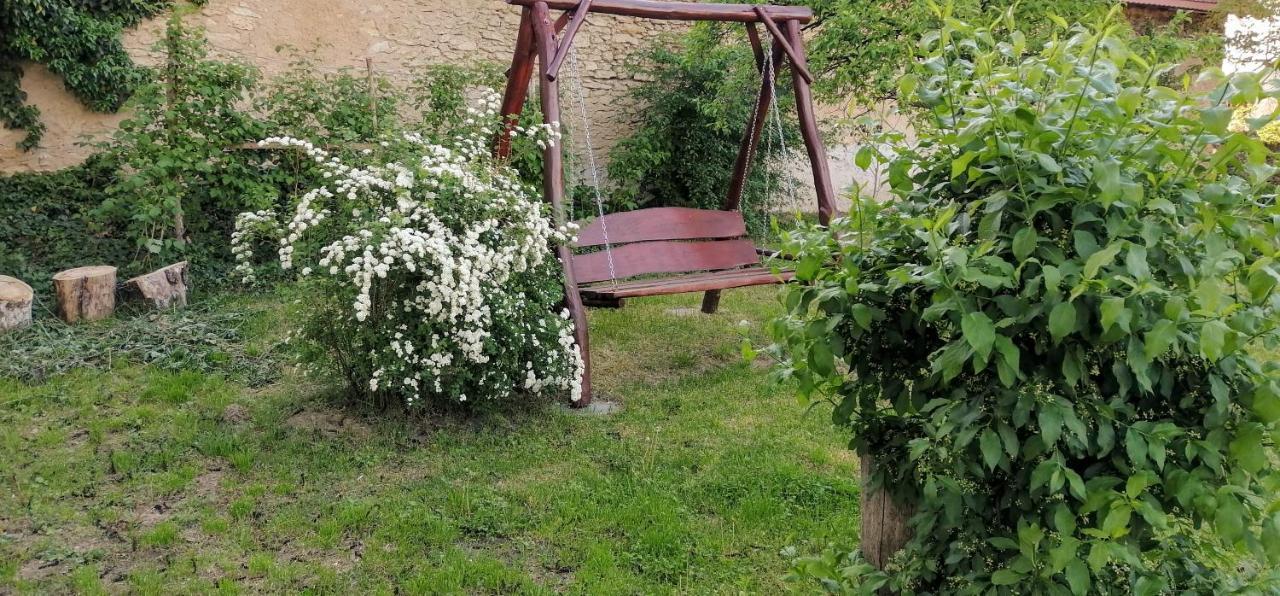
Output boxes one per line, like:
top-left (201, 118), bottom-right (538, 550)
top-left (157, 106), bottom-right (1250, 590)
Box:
top-left (222, 403), bottom-right (252, 424)
top-left (285, 409), bottom-right (373, 440)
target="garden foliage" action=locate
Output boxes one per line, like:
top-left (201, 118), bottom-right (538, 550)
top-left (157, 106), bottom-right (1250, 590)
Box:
top-left (607, 23), bottom-right (799, 235)
top-left (779, 0), bottom-right (1221, 105)
top-left (0, 0), bottom-right (205, 150)
top-left (770, 8), bottom-right (1280, 593)
top-left (231, 98), bottom-right (583, 408)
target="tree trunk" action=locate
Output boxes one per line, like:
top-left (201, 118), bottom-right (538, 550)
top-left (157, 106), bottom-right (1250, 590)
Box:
top-left (123, 261), bottom-right (190, 310)
top-left (0, 275), bottom-right (33, 333)
top-left (52, 266), bottom-right (117, 324)
top-left (860, 455), bottom-right (915, 570)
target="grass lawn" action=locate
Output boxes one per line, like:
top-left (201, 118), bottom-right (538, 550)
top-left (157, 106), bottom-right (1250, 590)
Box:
top-left (0, 286), bottom-right (860, 594)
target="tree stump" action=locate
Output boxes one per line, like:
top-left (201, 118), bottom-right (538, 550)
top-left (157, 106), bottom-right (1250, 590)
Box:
top-left (0, 275), bottom-right (34, 333)
top-left (52, 266), bottom-right (117, 324)
top-left (123, 261), bottom-right (190, 310)
top-left (860, 455), bottom-right (916, 570)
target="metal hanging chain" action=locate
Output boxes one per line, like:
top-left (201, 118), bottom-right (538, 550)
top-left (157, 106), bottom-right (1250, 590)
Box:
top-left (565, 45), bottom-right (619, 285)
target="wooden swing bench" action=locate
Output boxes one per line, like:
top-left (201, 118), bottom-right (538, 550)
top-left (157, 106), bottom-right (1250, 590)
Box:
top-left (573, 207), bottom-right (794, 308)
top-left (494, 0), bottom-right (837, 406)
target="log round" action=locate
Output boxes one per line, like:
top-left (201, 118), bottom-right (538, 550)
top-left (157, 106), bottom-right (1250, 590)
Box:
top-left (860, 455), bottom-right (916, 570)
top-left (0, 275), bottom-right (34, 333)
top-left (52, 266), bottom-right (117, 324)
top-left (123, 261), bottom-right (190, 310)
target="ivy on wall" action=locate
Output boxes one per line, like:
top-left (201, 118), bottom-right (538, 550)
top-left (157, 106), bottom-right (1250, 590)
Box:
top-left (0, 0), bottom-right (203, 150)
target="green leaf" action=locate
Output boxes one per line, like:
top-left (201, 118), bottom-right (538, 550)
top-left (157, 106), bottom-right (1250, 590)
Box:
top-left (809, 340), bottom-right (835, 377)
top-left (1200, 319), bottom-right (1228, 361)
top-left (990, 569), bottom-right (1024, 586)
top-left (1039, 407), bottom-right (1063, 447)
top-left (1049, 302), bottom-right (1077, 343)
top-left (1253, 383), bottom-right (1280, 425)
top-left (1053, 504), bottom-right (1077, 534)
top-left (1143, 319), bottom-right (1177, 359)
top-left (1093, 160), bottom-right (1122, 203)
top-left (1230, 425), bottom-right (1267, 474)
top-left (1100, 297), bottom-right (1126, 332)
top-left (962, 311), bottom-right (997, 362)
top-left (1065, 559), bottom-right (1090, 596)
top-left (1125, 428), bottom-right (1148, 467)
top-left (980, 429), bottom-right (1003, 471)
top-left (850, 304), bottom-right (874, 330)
top-left (1102, 505), bottom-right (1132, 537)
top-left (1083, 242), bottom-right (1121, 279)
top-left (1012, 227), bottom-right (1037, 261)
top-left (952, 151), bottom-right (978, 178)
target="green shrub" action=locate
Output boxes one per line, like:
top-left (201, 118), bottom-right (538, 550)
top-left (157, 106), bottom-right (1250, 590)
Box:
top-left (784, 0), bottom-right (1221, 104)
top-left (0, 155), bottom-right (133, 290)
top-left (769, 8), bottom-right (1280, 593)
top-left (0, 0), bottom-right (207, 150)
top-left (607, 23), bottom-right (799, 235)
top-left (91, 12), bottom-right (277, 271)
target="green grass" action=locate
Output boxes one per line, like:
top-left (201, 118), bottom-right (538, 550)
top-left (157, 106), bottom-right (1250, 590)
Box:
top-left (0, 287), bottom-right (859, 594)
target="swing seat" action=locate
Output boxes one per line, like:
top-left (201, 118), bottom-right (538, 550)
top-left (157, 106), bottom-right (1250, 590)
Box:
top-left (571, 207), bottom-right (791, 307)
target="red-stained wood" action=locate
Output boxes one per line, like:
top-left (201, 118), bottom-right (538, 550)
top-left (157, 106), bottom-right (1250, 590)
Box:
top-left (745, 21), bottom-right (765, 67)
top-left (704, 37), bottom-right (783, 314)
top-left (508, 0), bottom-right (814, 23)
top-left (786, 19), bottom-right (836, 225)
top-left (581, 267), bottom-right (794, 299)
top-left (497, 10), bottom-right (575, 160)
top-left (752, 7), bottom-right (813, 84)
top-left (574, 207), bottom-right (747, 247)
top-left (547, 0), bottom-right (594, 81)
top-left (572, 239), bottom-right (760, 285)
top-left (533, 2), bottom-right (595, 407)
top-left (496, 9), bottom-right (535, 160)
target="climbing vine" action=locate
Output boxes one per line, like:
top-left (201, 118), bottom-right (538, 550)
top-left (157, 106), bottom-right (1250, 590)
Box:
top-left (0, 0), bottom-right (203, 150)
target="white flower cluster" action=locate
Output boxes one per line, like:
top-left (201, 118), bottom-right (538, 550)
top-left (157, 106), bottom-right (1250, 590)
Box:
top-left (231, 209), bottom-right (282, 284)
top-left (232, 103), bottom-right (583, 405)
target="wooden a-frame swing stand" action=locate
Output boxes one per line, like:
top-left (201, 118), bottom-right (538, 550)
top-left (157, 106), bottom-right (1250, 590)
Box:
top-left (495, 0), bottom-right (837, 407)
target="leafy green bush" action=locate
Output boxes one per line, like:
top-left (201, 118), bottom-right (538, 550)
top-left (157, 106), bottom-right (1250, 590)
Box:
top-left (231, 100), bottom-right (582, 408)
top-left (770, 9), bottom-right (1280, 593)
top-left (92, 12), bottom-right (273, 271)
top-left (0, 0), bottom-right (207, 150)
top-left (0, 155), bottom-right (133, 290)
top-left (607, 23), bottom-right (799, 235)
top-left (781, 0), bottom-right (1220, 104)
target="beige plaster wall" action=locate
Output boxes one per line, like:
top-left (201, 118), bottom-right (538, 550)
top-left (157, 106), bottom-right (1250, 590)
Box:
top-left (0, 0), bottom-right (682, 173)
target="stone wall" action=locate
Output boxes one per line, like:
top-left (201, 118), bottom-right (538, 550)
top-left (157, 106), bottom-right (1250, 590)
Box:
top-left (0, 0), bottom-right (685, 173)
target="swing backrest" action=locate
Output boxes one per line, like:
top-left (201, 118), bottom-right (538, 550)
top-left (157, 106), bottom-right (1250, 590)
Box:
top-left (571, 207), bottom-right (760, 284)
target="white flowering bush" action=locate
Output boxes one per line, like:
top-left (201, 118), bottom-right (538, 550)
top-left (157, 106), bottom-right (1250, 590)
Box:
top-left (232, 91), bottom-right (583, 406)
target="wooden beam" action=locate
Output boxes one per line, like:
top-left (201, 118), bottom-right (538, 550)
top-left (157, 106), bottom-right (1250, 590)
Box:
top-left (547, 0), bottom-right (593, 81)
top-left (786, 19), bottom-right (836, 225)
top-left (508, 0), bottom-right (813, 23)
top-left (753, 7), bottom-right (813, 84)
top-left (496, 9), bottom-right (536, 160)
top-left (532, 1), bottom-right (595, 407)
top-left (745, 21), bottom-right (764, 69)
top-left (703, 40), bottom-right (784, 315)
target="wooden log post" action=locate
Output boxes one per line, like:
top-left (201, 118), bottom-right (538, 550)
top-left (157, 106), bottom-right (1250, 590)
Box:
top-left (0, 275), bottom-right (34, 333)
top-left (123, 261), bottom-right (190, 310)
top-left (532, 1), bottom-right (594, 407)
top-left (702, 29), bottom-right (786, 316)
top-left (52, 266), bottom-right (117, 324)
top-left (860, 455), bottom-right (916, 570)
top-left (785, 19), bottom-right (837, 226)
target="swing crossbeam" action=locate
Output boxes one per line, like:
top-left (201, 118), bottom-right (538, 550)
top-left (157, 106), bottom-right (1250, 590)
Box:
top-left (496, 0), bottom-right (837, 407)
